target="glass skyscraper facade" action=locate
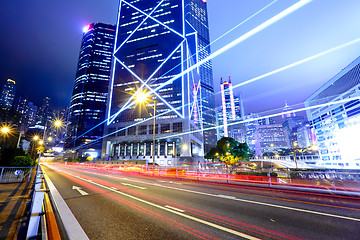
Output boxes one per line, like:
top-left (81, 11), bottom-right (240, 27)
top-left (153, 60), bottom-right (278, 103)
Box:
top-left (0, 79), bottom-right (16, 109)
top-left (103, 0), bottom-right (215, 165)
top-left (65, 23), bottom-right (115, 155)
top-left (184, 0), bottom-right (217, 153)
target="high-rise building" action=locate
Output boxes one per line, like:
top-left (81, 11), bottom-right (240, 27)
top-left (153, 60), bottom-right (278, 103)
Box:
top-left (186, 0), bottom-right (217, 153)
top-left (103, 0), bottom-right (215, 165)
top-left (218, 77), bottom-right (244, 138)
top-left (65, 23), bottom-right (116, 156)
top-left (0, 79), bottom-right (16, 109)
top-left (26, 102), bottom-right (38, 127)
top-left (244, 113), bottom-right (276, 152)
top-left (305, 56), bottom-right (360, 169)
top-left (14, 95), bottom-right (29, 115)
top-left (220, 77), bottom-right (236, 137)
top-left (36, 96), bottom-right (50, 126)
top-left (254, 124), bottom-right (290, 156)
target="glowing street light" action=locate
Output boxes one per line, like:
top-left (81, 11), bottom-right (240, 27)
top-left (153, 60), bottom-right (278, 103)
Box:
top-left (134, 91), bottom-right (157, 166)
top-left (54, 120), bottom-right (62, 128)
top-left (1, 127), bottom-right (10, 134)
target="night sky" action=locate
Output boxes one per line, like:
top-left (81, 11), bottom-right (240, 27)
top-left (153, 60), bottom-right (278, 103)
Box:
top-left (1, 0), bottom-right (360, 116)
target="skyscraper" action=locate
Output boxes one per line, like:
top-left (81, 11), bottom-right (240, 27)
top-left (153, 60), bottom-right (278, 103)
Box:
top-left (103, 0), bottom-right (215, 165)
top-left (220, 77), bottom-right (236, 137)
top-left (65, 23), bottom-right (115, 156)
top-left (0, 79), bottom-right (16, 109)
top-left (218, 77), bottom-right (244, 138)
top-left (36, 96), bottom-right (50, 126)
top-left (185, 0), bottom-right (217, 153)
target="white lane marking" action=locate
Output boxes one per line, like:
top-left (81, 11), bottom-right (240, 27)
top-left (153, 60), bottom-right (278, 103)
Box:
top-left (72, 175), bottom-right (259, 240)
top-left (72, 186), bottom-right (89, 196)
top-left (165, 205), bottom-right (185, 213)
top-left (218, 195), bottom-right (236, 200)
top-left (108, 176), bottom-right (360, 222)
top-left (157, 180), bottom-right (182, 185)
top-left (110, 187), bottom-right (118, 190)
top-left (54, 165), bottom-right (360, 222)
top-left (121, 183), bottom-right (146, 190)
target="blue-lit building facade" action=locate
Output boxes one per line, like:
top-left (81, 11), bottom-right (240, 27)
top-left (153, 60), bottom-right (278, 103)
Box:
top-left (65, 23), bottom-right (115, 157)
top-left (305, 57), bottom-right (360, 169)
top-left (102, 0), bottom-right (215, 165)
top-left (0, 79), bottom-right (16, 109)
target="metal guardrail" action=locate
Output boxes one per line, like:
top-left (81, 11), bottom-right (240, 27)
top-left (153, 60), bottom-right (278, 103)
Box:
top-left (0, 166), bottom-right (34, 183)
top-left (26, 165), bottom-right (61, 240)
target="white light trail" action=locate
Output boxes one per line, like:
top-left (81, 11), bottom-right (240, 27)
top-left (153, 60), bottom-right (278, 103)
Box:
top-left (71, 0), bottom-right (314, 149)
top-left (159, 96), bottom-right (360, 140)
top-left (231, 37), bottom-right (360, 91)
top-left (154, 0), bottom-right (313, 93)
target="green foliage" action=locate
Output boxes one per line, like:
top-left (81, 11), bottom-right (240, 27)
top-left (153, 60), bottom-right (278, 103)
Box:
top-left (205, 137), bottom-right (250, 165)
top-left (0, 147), bottom-right (27, 166)
top-left (9, 155), bottom-right (36, 167)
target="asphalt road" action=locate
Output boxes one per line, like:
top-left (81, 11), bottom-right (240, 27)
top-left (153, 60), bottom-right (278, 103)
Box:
top-left (42, 164), bottom-right (360, 240)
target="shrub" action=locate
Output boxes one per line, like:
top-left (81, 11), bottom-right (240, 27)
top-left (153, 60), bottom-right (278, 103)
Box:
top-left (9, 155), bottom-right (36, 167)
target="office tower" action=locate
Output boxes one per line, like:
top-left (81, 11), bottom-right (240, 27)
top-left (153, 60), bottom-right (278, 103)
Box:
top-left (185, 0), bottom-right (217, 153)
top-left (0, 79), bottom-right (16, 109)
top-left (65, 23), bottom-right (115, 156)
top-left (305, 56), bottom-right (360, 169)
top-left (254, 124), bottom-right (290, 156)
top-left (26, 102), bottom-right (38, 126)
top-left (220, 77), bottom-right (236, 137)
top-left (103, 0), bottom-right (215, 165)
top-left (14, 95), bottom-right (29, 115)
top-left (244, 113), bottom-right (276, 152)
top-left (218, 77), bottom-right (244, 139)
top-left (36, 96), bottom-right (50, 126)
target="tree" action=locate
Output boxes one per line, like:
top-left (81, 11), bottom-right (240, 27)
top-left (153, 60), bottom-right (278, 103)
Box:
top-left (205, 137), bottom-right (250, 166)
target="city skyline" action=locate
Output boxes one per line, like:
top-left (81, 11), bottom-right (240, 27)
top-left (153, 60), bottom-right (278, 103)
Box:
top-left (1, 0), bottom-right (360, 116)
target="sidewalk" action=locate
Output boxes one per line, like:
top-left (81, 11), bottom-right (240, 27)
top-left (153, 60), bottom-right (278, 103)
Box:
top-left (0, 176), bottom-right (34, 239)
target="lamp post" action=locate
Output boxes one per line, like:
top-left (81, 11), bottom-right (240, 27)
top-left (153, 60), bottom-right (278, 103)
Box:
top-left (152, 100), bottom-right (156, 167)
top-left (134, 91), bottom-right (157, 167)
top-left (293, 142), bottom-right (299, 169)
top-left (1, 124), bottom-right (22, 148)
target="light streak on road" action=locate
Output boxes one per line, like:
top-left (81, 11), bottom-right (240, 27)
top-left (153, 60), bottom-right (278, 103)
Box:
top-left (47, 164), bottom-right (360, 223)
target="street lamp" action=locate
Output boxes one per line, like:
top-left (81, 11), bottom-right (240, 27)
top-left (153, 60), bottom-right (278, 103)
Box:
top-left (293, 142), bottom-right (299, 169)
top-left (135, 91), bottom-right (157, 166)
top-left (54, 120), bottom-right (62, 128)
top-left (1, 124), bottom-right (22, 148)
top-left (1, 127), bottom-right (10, 134)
